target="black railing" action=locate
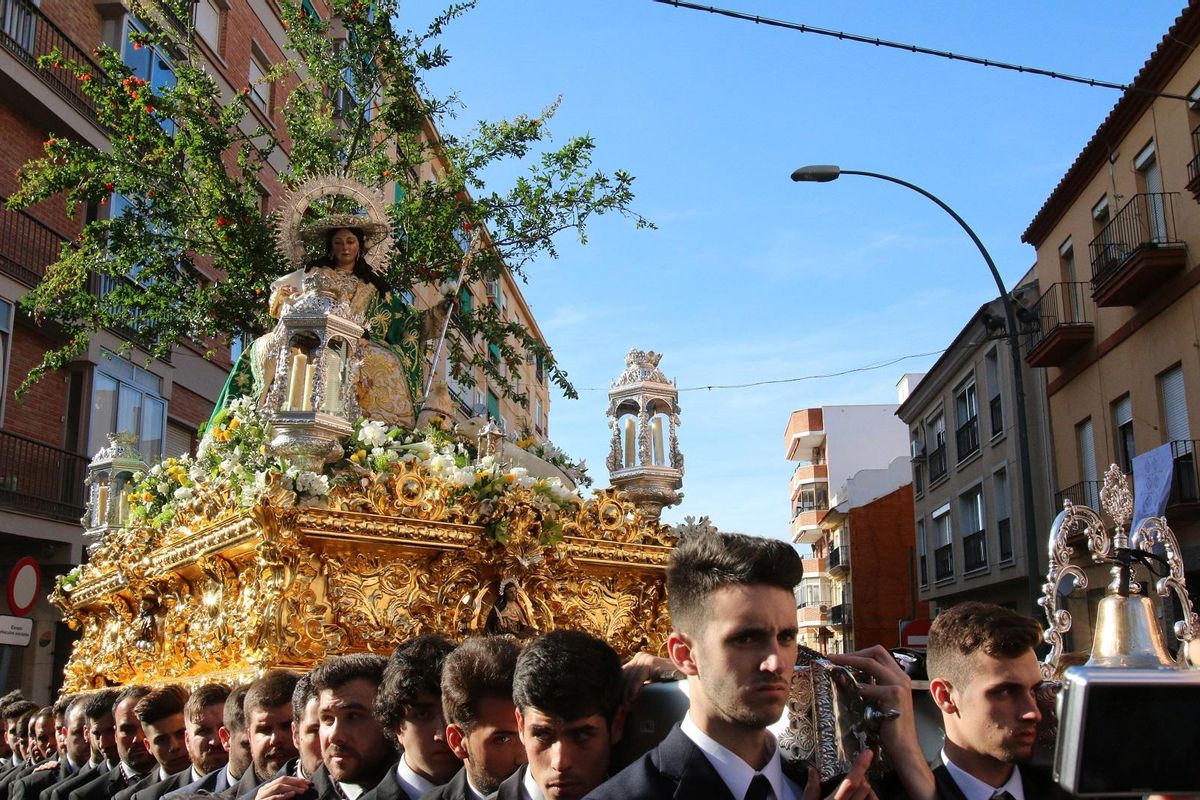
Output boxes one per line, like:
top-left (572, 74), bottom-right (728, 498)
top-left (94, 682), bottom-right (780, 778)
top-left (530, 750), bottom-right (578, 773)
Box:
top-left (831, 603), bottom-right (849, 626)
top-left (1170, 440), bottom-right (1198, 505)
top-left (0, 429), bottom-right (87, 522)
top-left (0, 0), bottom-right (102, 123)
top-left (0, 198), bottom-right (70, 286)
top-left (989, 394), bottom-right (1003, 438)
top-left (829, 546), bottom-right (846, 571)
top-left (1189, 125), bottom-right (1200, 187)
top-left (93, 273), bottom-right (168, 358)
top-left (934, 543), bottom-right (954, 581)
top-left (928, 444), bottom-right (947, 483)
top-left (1027, 282), bottom-right (1092, 351)
top-left (963, 529), bottom-right (987, 572)
top-left (998, 517), bottom-right (1013, 561)
top-left (955, 417), bottom-right (980, 461)
top-left (1089, 193), bottom-right (1182, 285)
top-left (1055, 480), bottom-right (1102, 511)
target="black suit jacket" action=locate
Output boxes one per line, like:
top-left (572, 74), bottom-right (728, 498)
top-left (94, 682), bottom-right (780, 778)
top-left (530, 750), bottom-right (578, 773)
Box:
top-left (131, 769), bottom-right (193, 800)
top-left (162, 766), bottom-right (233, 800)
top-left (492, 765), bottom-right (525, 800)
top-left (358, 762), bottom-right (414, 800)
top-left (1, 761), bottom-right (40, 800)
top-left (583, 724), bottom-right (808, 800)
top-left (113, 770), bottom-right (162, 800)
top-left (70, 765), bottom-right (146, 800)
top-left (43, 763), bottom-right (101, 800)
top-left (932, 763), bottom-right (1071, 800)
top-left (11, 760), bottom-right (71, 800)
top-left (218, 764), bottom-right (267, 800)
top-left (418, 768), bottom-right (470, 800)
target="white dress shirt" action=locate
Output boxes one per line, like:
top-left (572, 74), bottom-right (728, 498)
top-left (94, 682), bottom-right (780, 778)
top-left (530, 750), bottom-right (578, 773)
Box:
top-left (680, 713), bottom-right (800, 800)
top-left (940, 749), bottom-right (1025, 800)
top-left (519, 766), bottom-right (543, 800)
top-left (396, 755), bottom-right (436, 800)
top-left (463, 772), bottom-right (486, 800)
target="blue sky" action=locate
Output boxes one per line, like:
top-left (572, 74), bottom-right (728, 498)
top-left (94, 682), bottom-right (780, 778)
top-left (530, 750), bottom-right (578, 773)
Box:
top-left (405, 0), bottom-right (1184, 539)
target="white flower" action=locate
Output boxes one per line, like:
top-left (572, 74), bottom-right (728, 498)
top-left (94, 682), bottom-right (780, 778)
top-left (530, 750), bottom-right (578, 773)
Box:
top-left (173, 486), bottom-right (194, 501)
top-left (157, 482), bottom-right (170, 494)
top-left (448, 468), bottom-right (476, 487)
top-left (359, 420), bottom-right (389, 448)
top-left (295, 471), bottom-right (330, 496)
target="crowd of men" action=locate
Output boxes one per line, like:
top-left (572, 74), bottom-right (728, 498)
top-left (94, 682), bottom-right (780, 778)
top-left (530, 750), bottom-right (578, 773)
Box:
top-left (0, 532), bottom-right (1069, 800)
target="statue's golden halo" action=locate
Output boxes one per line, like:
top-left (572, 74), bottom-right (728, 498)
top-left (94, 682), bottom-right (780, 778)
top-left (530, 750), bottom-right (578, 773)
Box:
top-left (277, 174), bottom-right (394, 273)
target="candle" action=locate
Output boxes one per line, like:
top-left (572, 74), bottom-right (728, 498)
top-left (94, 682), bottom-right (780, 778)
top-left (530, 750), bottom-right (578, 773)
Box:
top-left (325, 354), bottom-right (342, 414)
top-left (117, 489), bottom-right (129, 523)
top-left (301, 363), bottom-right (315, 411)
top-left (652, 416), bottom-right (665, 465)
top-left (623, 417), bottom-right (636, 467)
top-left (96, 485), bottom-right (108, 524)
top-left (287, 352), bottom-right (308, 411)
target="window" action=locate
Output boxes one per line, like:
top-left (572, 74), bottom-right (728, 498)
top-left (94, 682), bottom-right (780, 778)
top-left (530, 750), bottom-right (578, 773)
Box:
top-left (954, 378), bottom-right (979, 462)
top-left (1076, 416), bottom-right (1099, 508)
top-left (2, 1), bottom-right (36, 52)
top-left (917, 518), bottom-right (927, 587)
top-left (1113, 394), bottom-right (1135, 473)
top-left (994, 469), bottom-right (1012, 561)
top-left (1135, 141), bottom-right (1167, 242)
top-left (984, 349), bottom-right (1003, 438)
top-left (301, 0), bottom-right (320, 18)
top-left (0, 299), bottom-right (11, 421)
top-left (123, 18), bottom-right (177, 134)
top-left (194, 0), bottom-right (222, 49)
top-left (486, 389), bottom-right (500, 423)
top-left (534, 397), bottom-right (544, 434)
top-left (927, 410), bottom-right (947, 482)
top-left (247, 47), bottom-right (270, 113)
top-left (1159, 365), bottom-right (1191, 443)
top-left (933, 504), bottom-right (953, 581)
top-left (229, 333), bottom-right (249, 365)
top-left (960, 486), bottom-right (986, 572)
top-left (88, 352), bottom-right (166, 461)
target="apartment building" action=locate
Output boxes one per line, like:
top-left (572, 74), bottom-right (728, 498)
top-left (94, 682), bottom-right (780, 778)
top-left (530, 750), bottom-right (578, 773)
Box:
top-left (896, 286), bottom-right (1056, 617)
top-left (0, 0), bottom-right (551, 701)
top-left (784, 402), bottom-right (911, 648)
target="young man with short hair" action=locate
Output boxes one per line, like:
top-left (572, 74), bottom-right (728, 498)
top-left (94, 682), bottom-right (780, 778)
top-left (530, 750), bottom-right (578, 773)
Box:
top-left (309, 653), bottom-right (396, 800)
top-left (121, 685), bottom-right (192, 800)
top-left (366, 634), bottom-right (460, 800)
top-left (926, 602), bottom-right (1067, 800)
top-left (153, 684), bottom-right (231, 800)
top-left (10, 696), bottom-right (92, 800)
top-left (291, 675), bottom-right (321, 780)
top-left (70, 686), bottom-right (155, 800)
top-left (430, 636), bottom-right (525, 800)
top-left (496, 630), bottom-right (624, 800)
top-left (47, 689), bottom-right (121, 800)
top-left (219, 671), bottom-right (299, 800)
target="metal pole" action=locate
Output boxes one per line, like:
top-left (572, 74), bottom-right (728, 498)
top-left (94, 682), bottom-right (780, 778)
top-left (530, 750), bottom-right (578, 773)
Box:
top-left (817, 169), bottom-right (1043, 616)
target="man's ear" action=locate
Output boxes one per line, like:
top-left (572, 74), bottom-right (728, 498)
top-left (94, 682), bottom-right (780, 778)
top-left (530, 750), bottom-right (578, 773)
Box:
top-left (667, 631), bottom-right (699, 677)
top-left (514, 708), bottom-right (525, 745)
top-left (445, 723), bottom-right (469, 761)
top-left (608, 704), bottom-right (627, 747)
top-left (929, 678), bottom-right (957, 715)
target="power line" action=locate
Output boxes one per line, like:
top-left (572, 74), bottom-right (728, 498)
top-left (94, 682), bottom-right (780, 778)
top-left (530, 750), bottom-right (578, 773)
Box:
top-left (652, 0), bottom-right (1194, 102)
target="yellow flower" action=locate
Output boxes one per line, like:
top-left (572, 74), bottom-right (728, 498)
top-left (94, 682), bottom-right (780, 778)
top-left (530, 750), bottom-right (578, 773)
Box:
top-left (227, 417), bottom-right (241, 431)
top-left (141, 491), bottom-right (153, 503)
top-left (350, 449), bottom-right (367, 463)
top-left (515, 437), bottom-right (535, 449)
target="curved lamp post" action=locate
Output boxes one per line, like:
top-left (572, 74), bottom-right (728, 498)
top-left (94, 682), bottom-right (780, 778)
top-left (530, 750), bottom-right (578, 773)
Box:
top-left (791, 164), bottom-right (1042, 616)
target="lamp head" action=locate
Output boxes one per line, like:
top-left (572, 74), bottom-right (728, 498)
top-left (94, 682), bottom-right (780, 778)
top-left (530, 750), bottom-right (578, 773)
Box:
top-left (790, 165), bottom-right (841, 183)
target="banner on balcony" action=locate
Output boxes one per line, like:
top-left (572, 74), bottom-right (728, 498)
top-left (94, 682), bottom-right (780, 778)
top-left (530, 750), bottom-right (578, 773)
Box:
top-left (1132, 442), bottom-right (1174, 531)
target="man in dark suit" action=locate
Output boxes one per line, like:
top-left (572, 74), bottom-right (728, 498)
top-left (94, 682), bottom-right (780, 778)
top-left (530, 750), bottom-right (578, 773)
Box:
top-left (587, 532), bottom-right (922, 800)
top-left (45, 689), bottom-right (122, 800)
top-left (2, 704), bottom-right (48, 800)
top-left (926, 603), bottom-right (1070, 800)
top-left (133, 684), bottom-right (233, 800)
top-left (70, 686), bottom-right (156, 800)
top-left (0, 692), bottom-right (25, 777)
top-left (312, 654), bottom-right (394, 800)
top-left (493, 630), bottom-right (624, 800)
top-left (364, 635), bottom-right (459, 800)
top-left (13, 696), bottom-right (92, 800)
top-left (215, 671), bottom-right (299, 800)
top-left (426, 636), bottom-right (525, 800)
top-left (163, 685), bottom-right (246, 800)
top-left (112, 685), bottom-right (193, 800)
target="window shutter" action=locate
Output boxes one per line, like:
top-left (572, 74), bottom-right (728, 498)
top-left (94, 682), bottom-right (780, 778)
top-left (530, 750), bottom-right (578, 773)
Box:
top-left (1114, 395), bottom-right (1132, 427)
top-left (1160, 366), bottom-right (1190, 442)
top-left (1078, 418), bottom-right (1096, 483)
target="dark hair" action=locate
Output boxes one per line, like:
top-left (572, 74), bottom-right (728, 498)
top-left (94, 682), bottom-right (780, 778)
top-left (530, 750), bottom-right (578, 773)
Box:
top-left (53, 693), bottom-right (76, 722)
top-left (84, 689), bottom-right (120, 722)
top-left (667, 532), bottom-right (804, 635)
top-left (134, 685), bottom-right (188, 726)
top-left (65, 694), bottom-right (89, 722)
top-left (512, 630), bottom-right (622, 724)
top-left (3, 700), bottom-right (38, 722)
top-left (223, 686), bottom-right (249, 734)
top-left (114, 686), bottom-right (152, 715)
top-left (184, 684), bottom-right (230, 724)
top-left (926, 601), bottom-right (1043, 689)
top-left (0, 691), bottom-right (24, 715)
top-left (16, 705), bottom-right (40, 738)
top-left (441, 636), bottom-right (520, 732)
top-left (31, 706), bottom-right (55, 729)
top-left (310, 653), bottom-right (388, 696)
top-left (375, 634), bottom-right (456, 734)
top-left (244, 670), bottom-right (300, 717)
top-left (291, 673), bottom-right (315, 724)
top-left (306, 226), bottom-right (390, 296)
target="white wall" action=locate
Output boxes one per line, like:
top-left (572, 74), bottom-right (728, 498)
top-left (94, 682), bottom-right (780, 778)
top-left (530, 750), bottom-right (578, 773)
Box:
top-left (824, 405), bottom-right (909, 507)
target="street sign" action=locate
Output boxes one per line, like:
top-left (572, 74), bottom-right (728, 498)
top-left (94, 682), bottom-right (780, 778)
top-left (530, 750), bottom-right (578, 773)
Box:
top-left (6, 557), bottom-right (40, 616)
top-left (0, 615), bottom-right (32, 647)
top-left (900, 617), bottom-right (931, 649)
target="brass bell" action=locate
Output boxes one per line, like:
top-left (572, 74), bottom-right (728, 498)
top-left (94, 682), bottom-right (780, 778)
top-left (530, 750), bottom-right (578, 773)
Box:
top-left (1087, 590), bottom-right (1176, 669)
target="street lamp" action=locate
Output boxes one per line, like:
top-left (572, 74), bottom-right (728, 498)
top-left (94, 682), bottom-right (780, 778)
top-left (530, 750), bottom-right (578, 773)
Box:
top-left (791, 164), bottom-right (1043, 617)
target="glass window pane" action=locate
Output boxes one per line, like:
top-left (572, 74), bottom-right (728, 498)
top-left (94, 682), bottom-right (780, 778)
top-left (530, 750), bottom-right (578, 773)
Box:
top-left (141, 396), bottom-right (164, 462)
top-left (123, 20), bottom-right (152, 80)
top-left (89, 373), bottom-right (119, 457)
top-left (117, 383), bottom-right (142, 446)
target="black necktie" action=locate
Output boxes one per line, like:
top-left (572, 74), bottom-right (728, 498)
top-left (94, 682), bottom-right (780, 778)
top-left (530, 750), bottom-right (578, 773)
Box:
top-left (745, 774), bottom-right (771, 800)
top-left (992, 792), bottom-right (1015, 800)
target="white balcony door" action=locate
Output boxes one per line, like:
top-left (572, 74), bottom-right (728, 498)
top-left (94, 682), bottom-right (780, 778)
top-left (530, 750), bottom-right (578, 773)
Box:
top-left (1136, 143), bottom-right (1167, 242)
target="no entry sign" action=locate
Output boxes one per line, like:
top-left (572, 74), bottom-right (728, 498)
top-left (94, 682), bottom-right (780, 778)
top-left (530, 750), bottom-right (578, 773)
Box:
top-left (6, 557), bottom-right (40, 617)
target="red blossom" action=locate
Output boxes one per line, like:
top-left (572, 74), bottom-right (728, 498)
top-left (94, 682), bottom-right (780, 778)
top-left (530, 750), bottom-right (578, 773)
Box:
top-left (216, 215), bottom-right (230, 228)
top-left (462, 221), bottom-right (474, 231)
top-left (79, 73), bottom-right (91, 82)
top-left (105, 182), bottom-right (113, 191)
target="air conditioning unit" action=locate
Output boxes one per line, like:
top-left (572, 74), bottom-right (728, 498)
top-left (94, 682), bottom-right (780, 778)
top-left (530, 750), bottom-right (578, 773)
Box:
top-left (910, 440), bottom-right (926, 460)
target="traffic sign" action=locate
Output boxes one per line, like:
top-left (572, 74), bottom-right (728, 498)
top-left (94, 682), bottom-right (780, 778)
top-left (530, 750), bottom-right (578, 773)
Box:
top-left (6, 557), bottom-right (40, 616)
top-left (0, 615), bottom-right (32, 647)
top-left (900, 617), bottom-right (931, 649)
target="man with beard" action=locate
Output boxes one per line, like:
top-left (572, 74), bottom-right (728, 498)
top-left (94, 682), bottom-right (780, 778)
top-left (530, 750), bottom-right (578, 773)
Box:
top-left (428, 636), bottom-right (525, 800)
top-left (116, 685), bottom-right (192, 800)
top-left (0, 693), bottom-right (24, 775)
top-left (135, 684), bottom-right (230, 800)
top-left (495, 630), bottom-right (625, 800)
top-left (357, 635), bottom-right (460, 800)
top-left (11, 697), bottom-right (90, 800)
top-left (290, 675), bottom-right (321, 781)
top-left (1, 704), bottom-right (49, 799)
top-left (220, 672), bottom-right (299, 800)
top-left (47, 689), bottom-right (121, 800)
top-left (589, 532), bottom-right (932, 800)
top-left (71, 686), bottom-right (155, 800)
top-left (926, 602), bottom-right (1068, 800)
top-left (165, 685), bottom-right (246, 800)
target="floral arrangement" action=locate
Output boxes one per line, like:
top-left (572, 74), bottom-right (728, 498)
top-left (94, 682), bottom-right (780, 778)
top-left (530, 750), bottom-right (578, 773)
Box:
top-left (122, 401), bottom-right (581, 533)
top-left (513, 432), bottom-right (592, 487)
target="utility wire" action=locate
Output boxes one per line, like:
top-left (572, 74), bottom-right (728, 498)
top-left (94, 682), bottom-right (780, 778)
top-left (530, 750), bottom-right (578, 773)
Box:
top-left (653, 0), bottom-right (1195, 102)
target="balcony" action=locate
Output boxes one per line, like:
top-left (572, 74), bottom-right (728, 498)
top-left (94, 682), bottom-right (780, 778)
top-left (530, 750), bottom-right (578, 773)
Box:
top-left (0, 198), bottom-right (70, 287)
top-left (928, 444), bottom-right (947, 484)
top-left (828, 545), bottom-right (849, 575)
top-left (1089, 193), bottom-right (1186, 307)
top-left (790, 499), bottom-right (829, 545)
top-left (1168, 440), bottom-right (1199, 519)
top-left (1025, 282), bottom-right (1094, 368)
top-left (963, 529), bottom-right (987, 572)
top-left (0, 0), bottom-right (102, 124)
top-left (955, 416), bottom-right (980, 462)
top-left (1187, 125), bottom-right (1200, 201)
top-left (797, 603), bottom-right (831, 627)
top-left (1055, 480), bottom-right (1102, 512)
top-left (93, 273), bottom-right (170, 358)
top-left (830, 603), bottom-right (850, 627)
top-left (0, 429), bottom-right (87, 522)
top-left (934, 543), bottom-right (954, 581)
top-left (789, 460), bottom-right (828, 495)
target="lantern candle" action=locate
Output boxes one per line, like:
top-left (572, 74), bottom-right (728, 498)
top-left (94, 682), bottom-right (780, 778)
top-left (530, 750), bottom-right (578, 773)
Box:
top-left (301, 363), bottom-right (316, 411)
top-left (96, 485), bottom-right (109, 524)
top-left (287, 352), bottom-right (308, 411)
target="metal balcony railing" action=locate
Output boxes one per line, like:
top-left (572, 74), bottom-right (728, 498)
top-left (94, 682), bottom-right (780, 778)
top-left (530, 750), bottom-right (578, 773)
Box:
top-left (0, 198), bottom-right (70, 286)
top-left (1027, 282), bottom-right (1092, 351)
top-left (934, 543), bottom-right (954, 581)
top-left (831, 603), bottom-right (849, 626)
top-left (829, 546), bottom-right (847, 571)
top-left (955, 417), bottom-right (980, 462)
top-left (0, 0), bottom-right (102, 123)
top-left (1055, 480), bottom-right (1102, 511)
top-left (1089, 193), bottom-right (1182, 284)
top-left (0, 428), bottom-right (87, 522)
top-left (963, 529), bottom-right (987, 572)
top-left (1189, 125), bottom-right (1200, 187)
top-left (1170, 440), bottom-right (1198, 505)
top-left (928, 444), bottom-right (947, 483)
